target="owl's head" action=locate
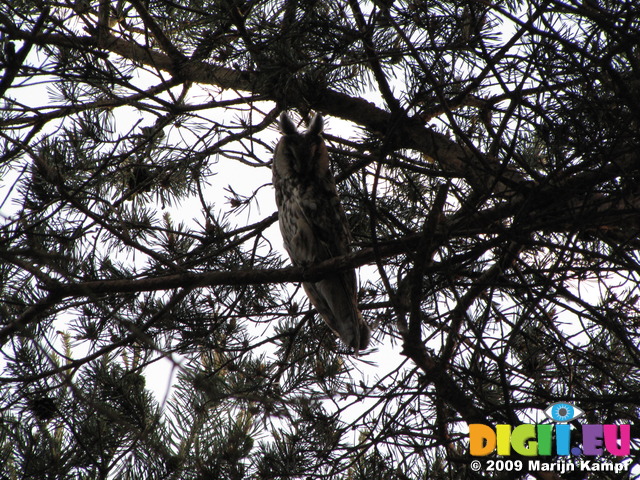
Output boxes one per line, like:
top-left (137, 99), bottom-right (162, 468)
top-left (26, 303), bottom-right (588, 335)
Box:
top-left (273, 112), bottom-right (329, 179)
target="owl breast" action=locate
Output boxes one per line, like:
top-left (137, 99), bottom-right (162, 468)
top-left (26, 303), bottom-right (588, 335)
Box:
top-left (274, 175), bottom-right (342, 264)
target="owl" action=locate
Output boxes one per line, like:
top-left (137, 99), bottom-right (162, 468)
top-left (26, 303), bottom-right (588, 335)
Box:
top-left (272, 112), bottom-right (370, 352)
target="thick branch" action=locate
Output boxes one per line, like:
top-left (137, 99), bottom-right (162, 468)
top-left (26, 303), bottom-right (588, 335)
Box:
top-left (4, 28), bottom-right (481, 189)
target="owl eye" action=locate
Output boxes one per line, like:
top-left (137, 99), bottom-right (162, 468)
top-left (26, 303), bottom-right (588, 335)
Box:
top-left (543, 403), bottom-right (585, 422)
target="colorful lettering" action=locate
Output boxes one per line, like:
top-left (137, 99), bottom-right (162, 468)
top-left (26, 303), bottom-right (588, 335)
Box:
top-left (582, 425), bottom-right (603, 455)
top-left (469, 424), bottom-right (496, 456)
top-left (469, 422), bottom-right (631, 457)
top-left (536, 424), bottom-right (553, 455)
top-left (603, 424), bottom-right (630, 456)
top-left (511, 424), bottom-right (537, 456)
top-left (555, 423), bottom-right (571, 456)
top-left (496, 424), bottom-right (512, 455)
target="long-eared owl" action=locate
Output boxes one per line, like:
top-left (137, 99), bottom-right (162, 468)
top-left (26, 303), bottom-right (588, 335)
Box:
top-left (272, 112), bottom-right (370, 352)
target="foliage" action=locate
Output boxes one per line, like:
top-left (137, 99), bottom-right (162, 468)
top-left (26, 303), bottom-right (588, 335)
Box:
top-left (1, 0), bottom-right (640, 478)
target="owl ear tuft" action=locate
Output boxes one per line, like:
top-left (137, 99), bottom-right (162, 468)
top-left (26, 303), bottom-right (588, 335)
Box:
top-left (308, 113), bottom-right (324, 135)
top-left (279, 112), bottom-right (298, 135)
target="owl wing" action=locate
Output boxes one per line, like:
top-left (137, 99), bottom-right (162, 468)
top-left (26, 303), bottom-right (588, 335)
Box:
top-left (288, 179), bottom-right (370, 350)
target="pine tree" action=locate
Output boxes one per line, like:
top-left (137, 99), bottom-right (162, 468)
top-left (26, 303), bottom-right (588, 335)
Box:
top-left (1, 0), bottom-right (639, 478)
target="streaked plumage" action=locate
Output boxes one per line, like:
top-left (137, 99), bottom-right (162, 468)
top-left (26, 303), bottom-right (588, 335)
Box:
top-left (272, 112), bottom-right (370, 352)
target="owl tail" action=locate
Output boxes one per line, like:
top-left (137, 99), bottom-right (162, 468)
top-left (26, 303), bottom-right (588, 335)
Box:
top-left (303, 277), bottom-right (371, 352)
